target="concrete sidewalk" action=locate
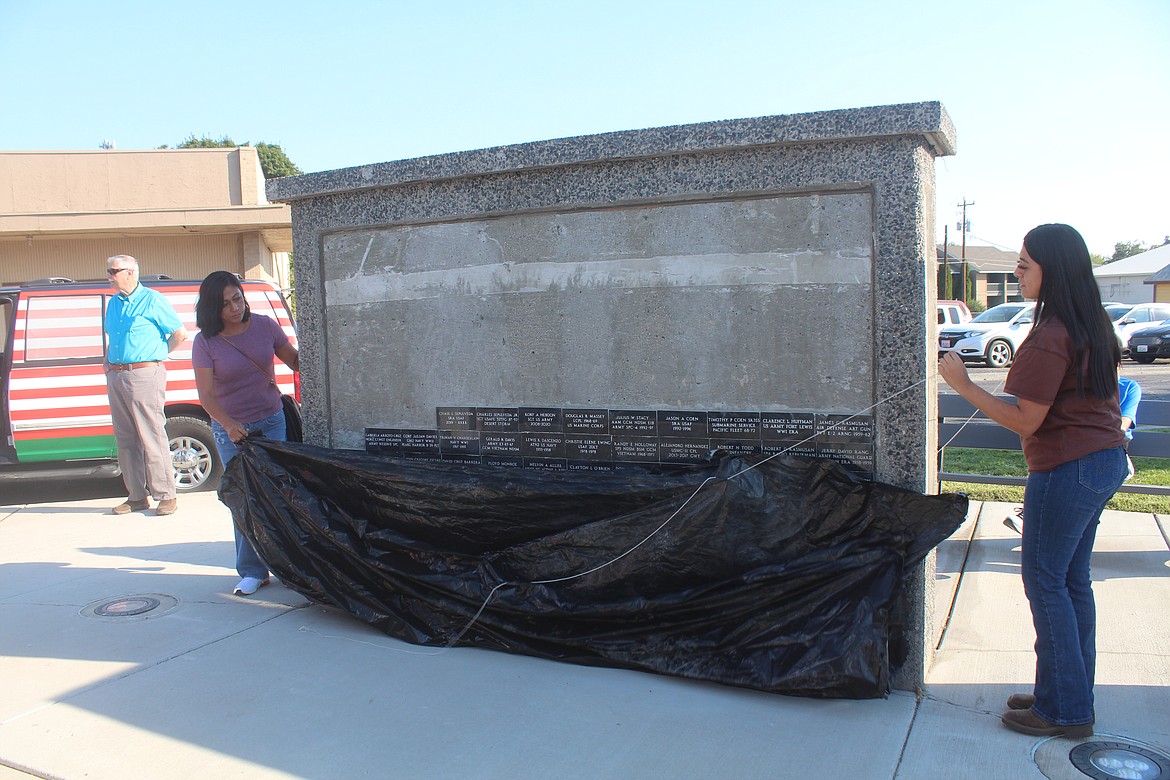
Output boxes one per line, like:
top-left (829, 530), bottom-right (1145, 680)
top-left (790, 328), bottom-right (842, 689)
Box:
top-left (0, 490), bottom-right (1167, 779)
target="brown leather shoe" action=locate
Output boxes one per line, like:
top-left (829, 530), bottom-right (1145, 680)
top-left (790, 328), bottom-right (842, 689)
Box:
top-left (112, 499), bottom-right (150, 515)
top-left (154, 498), bottom-right (178, 516)
top-left (1007, 693), bottom-right (1035, 710)
top-left (1001, 708), bottom-right (1093, 738)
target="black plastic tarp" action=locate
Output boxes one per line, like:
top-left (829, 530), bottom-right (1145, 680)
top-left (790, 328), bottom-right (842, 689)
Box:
top-left (220, 439), bottom-right (966, 698)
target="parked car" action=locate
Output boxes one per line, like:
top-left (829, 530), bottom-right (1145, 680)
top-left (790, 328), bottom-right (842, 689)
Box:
top-left (938, 302), bottom-right (1035, 368)
top-left (1127, 318), bottom-right (1170, 363)
top-left (937, 299), bottom-right (973, 326)
top-left (1108, 302), bottom-right (1170, 353)
top-left (0, 276), bottom-right (298, 491)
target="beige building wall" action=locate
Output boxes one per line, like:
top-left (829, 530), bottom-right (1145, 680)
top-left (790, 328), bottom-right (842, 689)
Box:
top-left (0, 148), bottom-right (292, 290)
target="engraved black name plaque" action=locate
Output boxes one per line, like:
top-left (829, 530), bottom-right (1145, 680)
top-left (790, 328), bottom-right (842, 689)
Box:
top-left (366, 408), bottom-right (875, 479)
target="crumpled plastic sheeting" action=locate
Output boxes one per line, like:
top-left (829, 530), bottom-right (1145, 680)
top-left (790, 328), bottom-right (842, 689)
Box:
top-left (220, 439), bottom-right (966, 698)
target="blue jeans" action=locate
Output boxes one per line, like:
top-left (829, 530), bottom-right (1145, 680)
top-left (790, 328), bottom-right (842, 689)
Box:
top-left (1021, 446), bottom-right (1127, 726)
top-left (212, 410), bottom-right (286, 580)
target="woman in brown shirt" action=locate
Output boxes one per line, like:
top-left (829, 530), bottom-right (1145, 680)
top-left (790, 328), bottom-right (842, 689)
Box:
top-left (939, 223), bottom-right (1127, 738)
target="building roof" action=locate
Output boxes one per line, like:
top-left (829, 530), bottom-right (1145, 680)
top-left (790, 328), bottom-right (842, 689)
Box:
top-left (1144, 262), bottom-right (1170, 285)
top-left (1093, 243), bottom-right (1170, 278)
top-left (937, 243), bottom-right (1017, 273)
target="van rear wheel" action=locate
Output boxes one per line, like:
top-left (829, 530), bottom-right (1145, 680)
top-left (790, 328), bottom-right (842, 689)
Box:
top-left (167, 415), bottom-right (223, 492)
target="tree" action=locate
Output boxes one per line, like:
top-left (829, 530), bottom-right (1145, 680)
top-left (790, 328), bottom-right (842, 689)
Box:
top-left (1110, 240), bottom-right (1148, 263)
top-left (254, 142), bottom-right (301, 179)
top-left (160, 135), bottom-right (301, 179)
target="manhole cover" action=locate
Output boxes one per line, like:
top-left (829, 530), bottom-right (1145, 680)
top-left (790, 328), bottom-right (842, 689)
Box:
top-left (1069, 741), bottom-right (1170, 780)
top-left (95, 596), bottom-right (160, 616)
top-left (82, 594), bottom-right (178, 621)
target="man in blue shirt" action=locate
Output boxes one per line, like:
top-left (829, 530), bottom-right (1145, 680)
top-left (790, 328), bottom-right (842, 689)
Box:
top-left (104, 255), bottom-right (188, 515)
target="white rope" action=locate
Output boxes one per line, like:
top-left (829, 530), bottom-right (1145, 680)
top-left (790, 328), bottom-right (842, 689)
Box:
top-left (936, 374), bottom-right (1008, 453)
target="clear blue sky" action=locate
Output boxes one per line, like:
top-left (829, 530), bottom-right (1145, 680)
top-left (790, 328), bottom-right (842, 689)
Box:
top-left (2, 0), bottom-right (1166, 256)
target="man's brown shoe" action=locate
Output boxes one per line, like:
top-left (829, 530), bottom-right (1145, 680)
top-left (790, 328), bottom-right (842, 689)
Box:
top-left (112, 499), bottom-right (150, 515)
top-left (155, 498), bottom-right (178, 516)
top-left (1001, 708), bottom-right (1093, 738)
top-left (1007, 693), bottom-right (1035, 710)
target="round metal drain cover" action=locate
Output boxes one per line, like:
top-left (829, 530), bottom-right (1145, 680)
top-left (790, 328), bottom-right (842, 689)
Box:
top-left (95, 596), bottom-right (160, 616)
top-left (1069, 741), bottom-right (1170, 780)
top-left (82, 594), bottom-right (179, 621)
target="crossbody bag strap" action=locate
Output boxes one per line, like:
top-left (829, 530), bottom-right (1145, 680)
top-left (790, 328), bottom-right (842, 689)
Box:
top-left (219, 334), bottom-right (277, 388)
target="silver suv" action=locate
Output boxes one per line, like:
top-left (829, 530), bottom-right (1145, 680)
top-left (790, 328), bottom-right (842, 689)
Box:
top-left (938, 302), bottom-right (1035, 368)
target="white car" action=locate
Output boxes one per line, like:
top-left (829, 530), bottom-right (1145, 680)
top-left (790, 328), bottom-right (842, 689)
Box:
top-left (938, 302), bottom-right (1036, 368)
top-left (1108, 302), bottom-right (1170, 354)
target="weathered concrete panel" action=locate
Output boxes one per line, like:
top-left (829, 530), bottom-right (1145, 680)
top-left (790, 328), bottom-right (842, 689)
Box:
top-left (322, 192), bottom-right (873, 449)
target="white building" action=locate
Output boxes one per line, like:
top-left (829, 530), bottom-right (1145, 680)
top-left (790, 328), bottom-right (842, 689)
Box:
top-left (1094, 243), bottom-right (1170, 304)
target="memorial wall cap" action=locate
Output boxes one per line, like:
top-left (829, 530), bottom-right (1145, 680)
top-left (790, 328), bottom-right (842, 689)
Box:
top-left (268, 101), bottom-right (955, 202)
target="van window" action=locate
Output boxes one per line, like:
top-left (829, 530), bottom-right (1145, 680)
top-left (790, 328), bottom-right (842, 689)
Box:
top-left (23, 295), bottom-right (106, 361)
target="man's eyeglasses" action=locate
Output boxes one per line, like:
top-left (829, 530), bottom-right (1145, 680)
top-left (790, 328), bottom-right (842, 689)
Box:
top-left (107, 267), bottom-right (132, 276)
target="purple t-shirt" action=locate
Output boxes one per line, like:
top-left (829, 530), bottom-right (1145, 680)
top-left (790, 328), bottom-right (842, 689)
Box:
top-left (192, 314), bottom-right (290, 424)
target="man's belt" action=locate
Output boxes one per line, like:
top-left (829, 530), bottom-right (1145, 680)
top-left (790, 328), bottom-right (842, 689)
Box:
top-left (108, 361), bottom-right (162, 372)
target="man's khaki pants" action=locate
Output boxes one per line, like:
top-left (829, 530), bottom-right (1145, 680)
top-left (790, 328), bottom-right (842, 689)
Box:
top-left (106, 364), bottom-right (176, 502)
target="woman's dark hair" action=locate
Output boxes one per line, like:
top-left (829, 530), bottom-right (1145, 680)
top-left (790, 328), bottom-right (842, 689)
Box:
top-left (1022, 223), bottom-right (1119, 397)
top-left (195, 271), bottom-right (249, 337)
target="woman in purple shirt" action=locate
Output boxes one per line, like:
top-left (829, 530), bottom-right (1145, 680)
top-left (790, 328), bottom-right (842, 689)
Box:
top-left (192, 271), bottom-right (299, 597)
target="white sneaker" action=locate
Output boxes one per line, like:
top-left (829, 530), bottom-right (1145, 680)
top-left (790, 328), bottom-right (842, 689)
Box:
top-left (233, 576), bottom-right (270, 596)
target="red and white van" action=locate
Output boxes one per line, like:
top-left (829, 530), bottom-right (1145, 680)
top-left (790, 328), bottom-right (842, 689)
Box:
top-left (0, 276), bottom-right (298, 491)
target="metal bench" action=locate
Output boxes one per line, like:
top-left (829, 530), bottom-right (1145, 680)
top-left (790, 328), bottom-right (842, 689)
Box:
top-left (938, 394), bottom-right (1170, 496)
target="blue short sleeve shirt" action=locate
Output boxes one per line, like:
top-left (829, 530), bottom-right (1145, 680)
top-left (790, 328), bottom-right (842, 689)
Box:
top-left (105, 284), bottom-right (184, 364)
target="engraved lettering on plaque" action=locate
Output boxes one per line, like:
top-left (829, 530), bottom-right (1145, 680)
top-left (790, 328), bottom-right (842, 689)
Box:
top-left (612, 436), bottom-right (660, 462)
top-left (439, 431), bottom-right (481, 455)
top-left (521, 432), bottom-right (565, 457)
top-left (365, 428), bottom-right (405, 455)
top-left (610, 410), bottom-right (657, 434)
top-left (660, 439), bottom-right (713, 464)
top-left (568, 461), bottom-right (615, 473)
top-left (761, 412), bottom-right (816, 440)
top-left (441, 453), bottom-right (482, 464)
top-left (563, 434), bottom-right (612, 462)
top-left (816, 413), bottom-right (873, 442)
top-left (477, 407), bottom-right (520, 432)
top-left (523, 457), bottom-right (567, 472)
top-left (817, 442), bottom-right (875, 479)
top-left (657, 410), bottom-right (707, 438)
top-left (480, 431), bottom-right (522, 455)
top-left (437, 407), bottom-right (477, 431)
top-left (762, 440), bottom-right (817, 458)
top-left (708, 412), bottom-right (761, 438)
top-left (710, 437), bottom-right (761, 457)
top-left (520, 407), bottom-right (562, 432)
top-left (483, 455), bottom-right (523, 468)
top-left (563, 408), bottom-right (610, 433)
top-left (401, 430), bottom-right (440, 453)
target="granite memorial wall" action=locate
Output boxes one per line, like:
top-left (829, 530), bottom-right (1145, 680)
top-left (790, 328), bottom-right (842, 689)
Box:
top-left (269, 101), bottom-right (957, 689)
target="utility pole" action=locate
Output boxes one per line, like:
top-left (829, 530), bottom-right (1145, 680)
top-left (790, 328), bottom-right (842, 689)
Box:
top-left (942, 223), bottom-right (952, 298)
top-left (957, 198), bottom-right (975, 304)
